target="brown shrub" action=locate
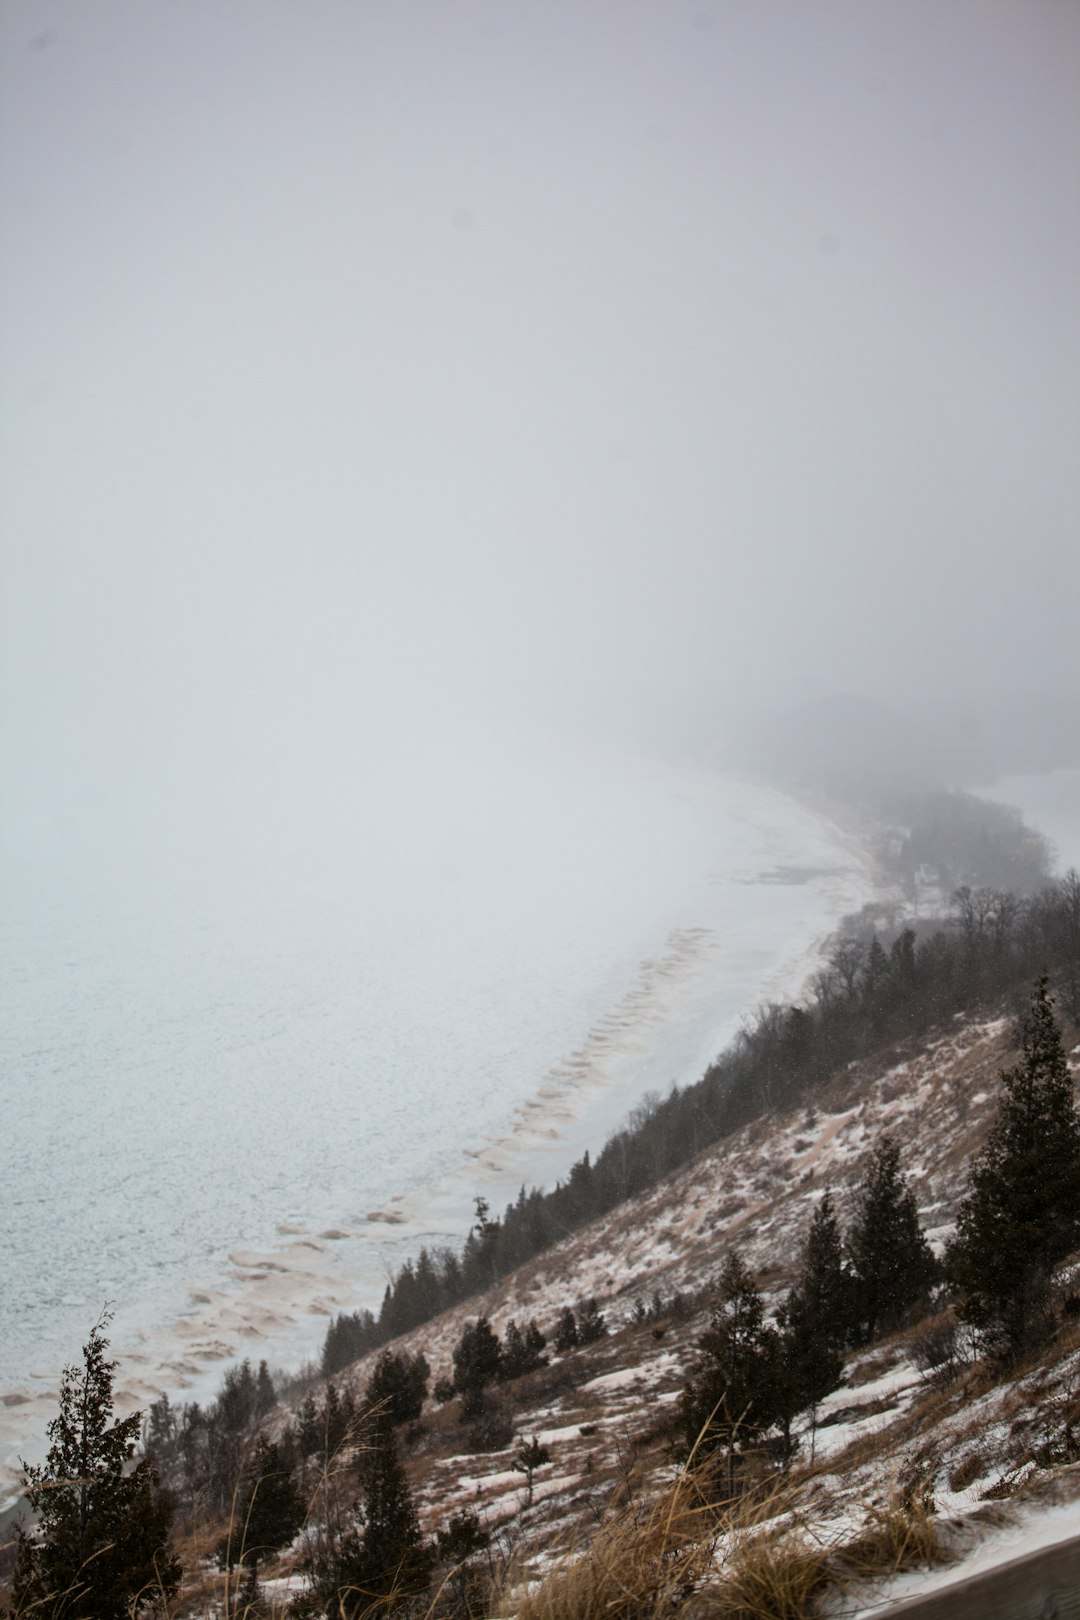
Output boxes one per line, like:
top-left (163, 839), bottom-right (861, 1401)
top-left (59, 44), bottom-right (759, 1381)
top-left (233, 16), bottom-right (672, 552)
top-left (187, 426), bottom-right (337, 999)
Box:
top-left (947, 1453), bottom-right (985, 1491)
top-left (836, 1482), bottom-right (943, 1578)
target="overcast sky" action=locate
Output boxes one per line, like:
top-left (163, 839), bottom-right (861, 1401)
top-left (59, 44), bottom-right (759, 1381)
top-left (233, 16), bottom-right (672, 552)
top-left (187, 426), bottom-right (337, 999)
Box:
top-left (2, 0), bottom-right (1078, 846)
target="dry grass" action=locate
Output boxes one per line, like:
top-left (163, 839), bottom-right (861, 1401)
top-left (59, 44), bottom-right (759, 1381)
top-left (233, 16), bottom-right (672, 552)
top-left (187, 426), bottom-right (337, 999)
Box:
top-left (835, 1481), bottom-right (944, 1580)
top-left (715, 1516), bottom-right (833, 1619)
top-left (498, 1468), bottom-right (847, 1620)
top-left (502, 1465), bottom-right (723, 1620)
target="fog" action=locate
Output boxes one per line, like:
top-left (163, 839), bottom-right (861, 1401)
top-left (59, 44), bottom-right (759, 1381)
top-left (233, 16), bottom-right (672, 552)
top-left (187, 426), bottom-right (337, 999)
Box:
top-left (2, 0), bottom-right (1079, 857)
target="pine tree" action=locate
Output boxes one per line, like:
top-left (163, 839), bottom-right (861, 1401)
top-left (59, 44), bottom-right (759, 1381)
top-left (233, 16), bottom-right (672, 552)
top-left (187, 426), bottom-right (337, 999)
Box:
top-left (304, 1431), bottom-right (430, 1618)
top-left (524, 1319), bottom-right (547, 1362)
top-left (552, 1306), bottom-right (579, 1353)
top-left (847, 1135), bottom-right (937, 1342)
top-left (221, 1435), bottom-right (304, 1570)
top-left (435, 1509), bottom-right (491, 1618)
top-left (352, 1431), bottom-right (432, 1611)
top-left (512, 1436), bottom-right (551, 1506)
top-left (677, 1251), bottom-right (780, 1491)
top-left (451, 1318), bottom-right (502, 1418)
top-left (948, 976), bottom-right (1080, 1358)
top-left (776, 1191), bottom-right (849, 1456)
top-left (13, 1316), bottom-right (181, 1620)
top-left (461, 1197), bottom-right (501, 1289)
top-left (498, 1320), bottom-right (547, 1382)
top-left (364, 1350), bottom-right (429, 1430)
top-left (254, 1359), bottom-right (276, 1419)
top-left (576, 1298), bottom-right (608, 1344)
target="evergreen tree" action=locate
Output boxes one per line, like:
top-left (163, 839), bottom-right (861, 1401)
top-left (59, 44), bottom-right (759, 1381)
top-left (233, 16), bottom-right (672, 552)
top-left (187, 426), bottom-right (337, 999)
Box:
top-left (305, 1432), bottom-right (430, 1618)
top-left (847, 1135), bottom-right (937, 1342)
top-left (512, 1436), bottom-right (551, 1507)
top-left (296, 1392), bottom-right (322, 1461)
top-left (576, 1298), bottom-right (608, 1344)
top-left (775, 1192), bottom-right (849, 1457)
top-left (221, 1436), bottom-right (304, 1570)
top-left (13, 1317), bottom-right (181, 1620)
top-left (552, 1306), bottom-right (579, 1353)
top-left (351, 1432), bottom-right (432, 1612)
top-left (523, 1319), bottom-right (547, 1366)
top-left (461, 1197), bottom-right (501, 1290)
top-left (322, 1382), bottom-right (346, 1460)
top-left (364, 1350), bottom-right (429, 1429)
top-left (787, 1191), bottom-right (852, 1365)
top-left (451, 1318), bottom-right (502, 1417)
top-left (254, 1360), bottom-right (276, 1419)
top-left (862, 936), bottom-right (891, 1010)
top-left (435, 1508), bottom-right (491, 1619)
top-left (498, 1320), bottom-right (547, 1381)
top-left (144, 1393), bottom-right (178, 1464)
top-left (947, 976), bottom-right (1080, 1358)
top-left (677, 1252), bottom-right (780, 1491)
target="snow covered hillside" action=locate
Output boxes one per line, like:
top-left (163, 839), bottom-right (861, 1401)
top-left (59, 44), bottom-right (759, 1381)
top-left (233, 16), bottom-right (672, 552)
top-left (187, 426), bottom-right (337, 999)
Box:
top-left (313, 1006), bottom-right (1080, 1612)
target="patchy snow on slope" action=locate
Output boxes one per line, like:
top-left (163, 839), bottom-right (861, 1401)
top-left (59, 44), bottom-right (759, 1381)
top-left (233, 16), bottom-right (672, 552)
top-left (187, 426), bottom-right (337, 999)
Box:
top-left (828, 1485), bottom-right (1080, 1616)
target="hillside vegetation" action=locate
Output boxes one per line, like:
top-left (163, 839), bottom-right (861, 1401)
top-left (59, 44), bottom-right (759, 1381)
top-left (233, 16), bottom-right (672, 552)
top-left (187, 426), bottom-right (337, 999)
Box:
top-left (6, 793), bottom-right (1080, 1619)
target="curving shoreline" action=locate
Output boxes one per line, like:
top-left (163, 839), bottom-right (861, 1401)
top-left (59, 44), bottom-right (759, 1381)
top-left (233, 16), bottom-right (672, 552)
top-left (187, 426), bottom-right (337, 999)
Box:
top-left (0, 773), bottom-right (883, 1505)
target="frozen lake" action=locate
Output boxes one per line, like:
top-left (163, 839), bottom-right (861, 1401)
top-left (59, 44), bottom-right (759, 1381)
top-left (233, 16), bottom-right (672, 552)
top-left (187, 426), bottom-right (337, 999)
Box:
top-left (1, 731), bottom-right (875, 1494)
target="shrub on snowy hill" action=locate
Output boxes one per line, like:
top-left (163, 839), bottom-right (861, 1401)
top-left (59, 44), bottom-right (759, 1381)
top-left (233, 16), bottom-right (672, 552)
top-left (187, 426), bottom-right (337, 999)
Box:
top-left (451, 1317), bottom-right (503, 1418)
top-left (677, 1251), bottom-right (783, 1492)
top-left (498, 1319), bottom-right (548, 1382)
top-left (846, 1134), bottom-right (939, 1344)
top-left (363, 1349), bottom-right (431, 1430)
top-left (948, 976), bottom-right (1080, 1361)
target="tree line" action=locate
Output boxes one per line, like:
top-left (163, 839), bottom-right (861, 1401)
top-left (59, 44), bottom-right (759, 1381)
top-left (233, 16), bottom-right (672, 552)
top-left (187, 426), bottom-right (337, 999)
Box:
top-left (9, 977), bottom-right (1079, 1618)
top-left (679, 974), bottom-right (1080, 1486)
top-left (323, 867), bottom-right (1080, 1375)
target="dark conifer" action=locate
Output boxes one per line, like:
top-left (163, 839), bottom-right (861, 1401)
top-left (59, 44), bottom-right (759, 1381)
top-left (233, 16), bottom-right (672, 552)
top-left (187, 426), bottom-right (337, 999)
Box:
top-left (254, 1359), bottom-right (276, 1418)
top-left (576, 1298), bottom-right (608, 1344)
top-left (524, 1319), bottom-right (547, 1362)
top-left (364, 1350), bottom-right (429, 1429)
top-left (221, 1435), bottom-right (304, 1570)
top-left (435, 1508), bottom-right (491, 1617)
top-left (776, 1192), bottom-right (849, 1457)
top-left (677, 1251), bottom-right (780, 1490)
top-left (512, 1436), bottom-right (551, 1506)
top-left (552, 1306), bottom-right (579, 1352)
top-left (498, 1320), bottom-right (547, 1381)
top-left (947, 976), bottom-right (1080, 1358)
top-left (145, 1392), bottom-right (178, 1463)
top-left (13, 1317), bottom-right (181, 1620)
top-left (352, 1431), bottom-right (432, 1610)
top-left (847, 1135), bottom-right (937, 1342)
top-left (296, 1391), bottom-right (322, 1460)
top-left (461, 1197), bottom-right (501, 1290)
top-left (788, 1190), bottom-right (852, 1361)
top-left (305, 1431), bottom-right (431, 1618)
top-left (451, 1318), bottom-right (502, 1416)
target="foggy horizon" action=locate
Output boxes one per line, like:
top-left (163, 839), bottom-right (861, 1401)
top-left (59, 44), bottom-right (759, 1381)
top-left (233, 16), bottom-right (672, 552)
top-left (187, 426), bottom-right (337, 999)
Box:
top-left (3, 0), bottom-right (1079, 859)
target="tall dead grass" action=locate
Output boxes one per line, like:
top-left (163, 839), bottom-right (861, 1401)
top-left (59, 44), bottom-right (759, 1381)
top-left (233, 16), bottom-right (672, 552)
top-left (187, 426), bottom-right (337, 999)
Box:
top-left (835, 1481), bottom-right (944, 1580)
top-left (495, 1463), bottom-right (953, 1619)
top-left (503, 1464), bottom-right (720, 1620)
top-left (498, 1464), bottom-right (842, 1620)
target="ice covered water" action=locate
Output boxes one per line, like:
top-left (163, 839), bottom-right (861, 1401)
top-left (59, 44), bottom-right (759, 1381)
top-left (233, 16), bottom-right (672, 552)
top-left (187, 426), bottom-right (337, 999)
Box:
top-left (0, 729), bottom-right (874, 1491)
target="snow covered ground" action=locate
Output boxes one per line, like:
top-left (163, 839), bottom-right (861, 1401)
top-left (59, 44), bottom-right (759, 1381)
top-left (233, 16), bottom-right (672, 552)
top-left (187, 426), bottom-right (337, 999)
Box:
top-left (1, 736), bottom-right (878, 1502)
top-left (321, 1006), bottom-right (1080, 1616)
